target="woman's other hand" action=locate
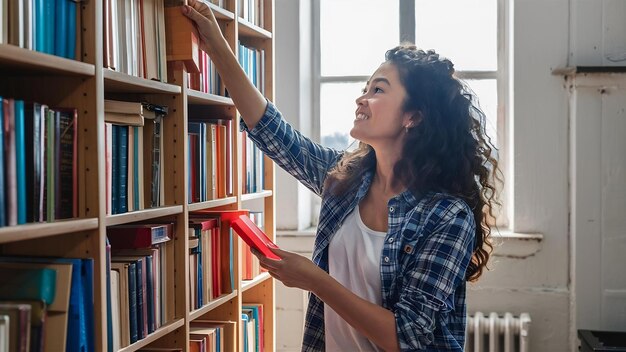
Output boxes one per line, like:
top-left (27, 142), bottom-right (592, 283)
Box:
top-left (251, 247), bottom-right (326, 292)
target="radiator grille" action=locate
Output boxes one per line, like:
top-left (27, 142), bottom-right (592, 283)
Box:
top-left (465, 312), bottom-right (531, 352)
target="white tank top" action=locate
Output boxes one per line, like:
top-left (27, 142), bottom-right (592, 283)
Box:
top-left (324, 205), bottom-right (386, 352)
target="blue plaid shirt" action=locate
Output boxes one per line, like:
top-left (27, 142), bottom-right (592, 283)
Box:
top-left (241, 101), bottom-right (476, 351)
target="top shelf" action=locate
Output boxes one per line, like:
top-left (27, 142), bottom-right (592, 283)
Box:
top-left (0, 44), bottom-right (95, 77)
top-left (208, 3), bottom-right (236, 21)
top-left (238, 19), bottom-right (272, 40)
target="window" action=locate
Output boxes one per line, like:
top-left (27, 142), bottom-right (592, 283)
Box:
top-left (312, 0), bottom-right (510, 227)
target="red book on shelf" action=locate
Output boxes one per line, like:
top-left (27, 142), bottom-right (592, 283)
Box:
top-left (230, 215), bottom-right (280, 260)
top-left (107, 223), bottom-right (173, 249)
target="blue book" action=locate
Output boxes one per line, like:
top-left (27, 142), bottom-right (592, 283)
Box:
top-left (0, 97), bottom-right (5, 227)
top-left (14, 100), bottom-right (27, 224)
top-left (111, 125), bottom-right (118, 214)
top-left (144, 255), bottom-right (155, 334)
top-left (55, 0), bottom-right (67, 57)
top-left (66, 0), bottom-right (77, 59)
top-left (82, 258), bottom-right (95, 352)
top-left (126, 261), bottom-right (138, 343)
top-left (117, 126), bottom-right (128, 213)
top-left (43, 0), bottom-right (55, 54)
top-left (34, 0), bottom-right (46, 52)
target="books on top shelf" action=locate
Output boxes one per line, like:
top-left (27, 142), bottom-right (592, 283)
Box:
top-left (0, 0), bottom-right (81, 60)
top-left (103, 0), bottom-right (168, 81)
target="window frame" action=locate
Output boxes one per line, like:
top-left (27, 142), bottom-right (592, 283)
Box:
top-left (310, 0), bottom-right (511, 228)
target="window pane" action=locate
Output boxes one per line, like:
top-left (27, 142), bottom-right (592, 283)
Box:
top-left (320, 82), bottom-right (366, 150)
top-left (464, 79), bottom-right (498, 147)
top-left (320, 0), bottom-right (399, 77)
top-left (415, 0), bottom-right (497, 71)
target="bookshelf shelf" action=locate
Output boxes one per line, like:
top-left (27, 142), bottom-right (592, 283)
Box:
top-left (0, 218), bottom-right (99, 244)
top-left (187, 89), bottom-right (235, 106)
top-left (189, 290), bottom-right (239, 321)
top-left (0, 0), bottom-right (275, 350)
top-left (208, 3), bottom-right (236, 21)
top-left (242, 272), bottom-right (272, 293)
top-left (238, 20), bottom-right (272, 40)
top-left (117, 318), bottom-right (186, 352)
top-left (103, 69), bottom-right (182, 94)
top-left (0, 44), bottom-right (95, 76)
top-left (241, 190), bottom-right (273, 202)
top-left (105, 206), bottom-right (184, 227)
top-left (187, 197), bottom-right (238, 212)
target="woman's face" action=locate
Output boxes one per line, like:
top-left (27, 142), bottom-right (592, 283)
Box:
top-left (350, 62), bottom-right (414, 148)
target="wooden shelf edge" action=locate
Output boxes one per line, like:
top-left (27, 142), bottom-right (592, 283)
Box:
top-left (189, 290), bottom-right (239, 321)
top-left (208, 3), bottom-right (235, 20)
top-left (238, 19), bottom-right (272, 40)
top-left (117, 318), bottom-right (185, 352)
top-left (188, 197), bottom-right (238, 212)
top-left (106, 205), bottom-right (184, 226)
top-left (187, 89), bottom-right (235, 106)
top-left (242, 272), bottom-right (272, 293)
top-left (241, 190), bottom-right (273, 202)
top-left (0, 44), bottom-right (95, 76)
top-left (0, 218), bottom-right (99, 244)
top-left (103, 69), bottom-right (181, 94)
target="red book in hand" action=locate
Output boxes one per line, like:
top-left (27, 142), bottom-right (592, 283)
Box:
top-left (230, 215), bottom-right (281, 260)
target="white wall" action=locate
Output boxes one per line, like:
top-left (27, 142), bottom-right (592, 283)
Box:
top-left (272, 0), bottom-right (626, 351)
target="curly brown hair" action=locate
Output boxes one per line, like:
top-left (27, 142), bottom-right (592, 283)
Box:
top-left (324, 44), bottom-right (502, 282)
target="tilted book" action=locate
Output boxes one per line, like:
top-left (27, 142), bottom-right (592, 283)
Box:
top-left (230, 215), bottom-right (280, 260)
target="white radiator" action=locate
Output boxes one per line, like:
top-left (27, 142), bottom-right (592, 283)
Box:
top-left (465, 312), bottom-right (531, 352)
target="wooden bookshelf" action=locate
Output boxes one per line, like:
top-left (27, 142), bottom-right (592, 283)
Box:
top-left (0, 0), bottom-right (276, 351)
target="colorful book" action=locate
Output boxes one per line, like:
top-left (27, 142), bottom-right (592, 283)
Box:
top-left (0, 267), bottom-right (56, 305)
top-left (107, 223), bottom-right (173, 249)
top-left (231, 215), bottom-right (280, 260)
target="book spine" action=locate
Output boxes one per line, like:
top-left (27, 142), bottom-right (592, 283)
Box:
top-left (128, 262), bottom-right (138, 343)
top-left (0, 98), bottom-right (5, 227)
top-left (118, 125), bottom-right (128, 213)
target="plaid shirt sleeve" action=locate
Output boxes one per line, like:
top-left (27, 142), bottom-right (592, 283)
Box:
top-left (240, 101), bottom-right (343, 196)
top-left (394, 197), bottom-right (476, 350)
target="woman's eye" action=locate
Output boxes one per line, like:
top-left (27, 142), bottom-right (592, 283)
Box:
top-left (374, 87), bottom-right (383, 93)
top-left (361, 87), bottom-right (367, 94)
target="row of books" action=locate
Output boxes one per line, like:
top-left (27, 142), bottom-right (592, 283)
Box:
top-left (238, 43), bottom-right (266, 96)
top-left (103, 0), bottom-right (168, 81)
top-left (242, 131), bottom-right (265, 194)
top-left (187, 119), bottom-right (233, 203)
top-left (188, 211), bottom-right (238, 310)
top-left (0, 256), bottom-right (94, 352)
top-left (242, 303), bottom-right (264, 352)
top-left (0, 0), bottom-right (80, 59)
top-left (188, 48), bottom-right (222, 95)
top-left (106, 222), bottom-right (174, 349)
top-left (238, 0), bottom-right (264, 27)
top-left (104, 99), bottom-right (168, 215)
top-left (0, 97), bottom-right (77, 227)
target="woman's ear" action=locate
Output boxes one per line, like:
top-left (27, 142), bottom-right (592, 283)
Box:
top-left (407, 111), bottom-right (423, 128)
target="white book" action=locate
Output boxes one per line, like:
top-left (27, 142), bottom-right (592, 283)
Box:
top-left (0, 314), bottom-right (9, 352)
top-left (110, 270), bottom-right (121, 351)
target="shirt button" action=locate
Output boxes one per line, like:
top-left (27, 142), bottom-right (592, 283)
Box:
top-left (389, 206), bottom-right (395, 213)
top-left (384, 256), bottom-right (390, 263)
top-left (388, 237), bottom-right (394, 243)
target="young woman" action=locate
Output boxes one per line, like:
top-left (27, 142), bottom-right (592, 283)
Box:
top-left (182, 1), bottom-right (500, 351)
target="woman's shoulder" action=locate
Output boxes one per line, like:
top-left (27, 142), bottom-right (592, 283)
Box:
top-left (409, 191), bottom-right (474, 227)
